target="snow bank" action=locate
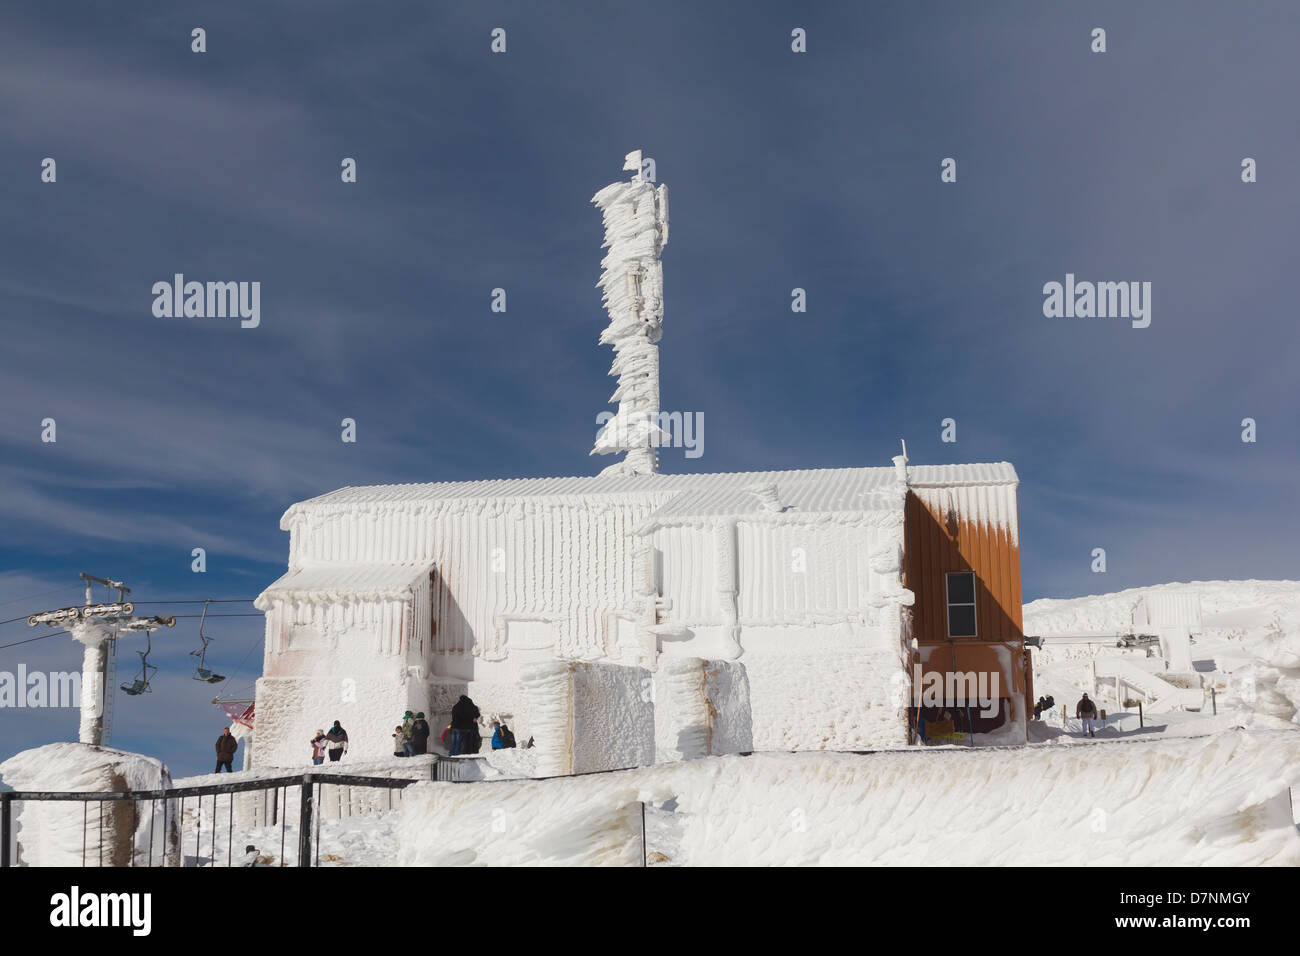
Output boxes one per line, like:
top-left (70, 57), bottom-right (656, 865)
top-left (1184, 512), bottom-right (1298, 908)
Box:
top-left (393, 729), bottom-right (1300, 866)
top-left (395, 776), bottom-right (647, 866)
top-left (0, 742), bottom-right (179, 867)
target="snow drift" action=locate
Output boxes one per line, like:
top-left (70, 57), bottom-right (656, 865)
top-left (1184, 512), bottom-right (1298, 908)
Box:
top-left (393, 729), bottom-right (1299, 866)
top-left (0, 742), bottom-right (179, 867)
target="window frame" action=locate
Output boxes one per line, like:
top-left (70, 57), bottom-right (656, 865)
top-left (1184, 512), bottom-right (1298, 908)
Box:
top-left (945, 571), bottom-right (978, 638)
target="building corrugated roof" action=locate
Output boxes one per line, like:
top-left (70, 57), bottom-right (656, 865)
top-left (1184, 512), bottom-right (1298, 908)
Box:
top-left (907, 462), bottom-right (1018, 487)
top-left (286, 462), bottom-right (1017, 514)
top-left (640, 471), bottom-right (904, 526)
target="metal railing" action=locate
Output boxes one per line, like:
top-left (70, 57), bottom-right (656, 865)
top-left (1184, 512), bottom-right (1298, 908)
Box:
top-left (0, 771), bottom-right (419, 868)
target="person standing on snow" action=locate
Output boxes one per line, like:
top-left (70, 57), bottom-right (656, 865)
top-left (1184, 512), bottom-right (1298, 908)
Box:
top-left (1075, 693), bottom-right (1099, 738)
top-left (325, 720), bottom-right (349, 761)
top-left (215, 728), bottom-right (238, 773)
top-left (310, 730), bottom-right (329, 765)
top-left (448, 695), bottom-right (480, 756)
top-left (409, 712), bottom-right (431, 755)
top-left (400, 711), bottom-right (415, 757)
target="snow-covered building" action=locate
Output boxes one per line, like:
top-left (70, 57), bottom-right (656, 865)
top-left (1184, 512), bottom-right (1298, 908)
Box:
top-left (250, 152), bottom-right (1030, 770)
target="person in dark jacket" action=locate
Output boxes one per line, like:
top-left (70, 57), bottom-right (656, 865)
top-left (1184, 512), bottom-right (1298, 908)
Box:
top-left (1075, 693), bottom-right (1098, 737)
top-left (448, 696), bottom-right (480, 756)
top-left (325, 720), bottom-right (349, 761)
top-left (215, 728), bottom-right (238, 773)
top-left (409, 713), bottom-right (431, 755)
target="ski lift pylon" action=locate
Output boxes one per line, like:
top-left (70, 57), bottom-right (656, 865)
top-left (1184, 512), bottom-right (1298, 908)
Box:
top-left (191, 600), bottom-right (226, 684)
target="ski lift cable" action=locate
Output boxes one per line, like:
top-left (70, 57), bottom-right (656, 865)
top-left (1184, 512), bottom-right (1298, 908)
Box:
top-left (214, 631), bottom-right (267, 697)
top-left (0, 629), bottom-right (72, 651)
top-left (0, 586), bottom-right (78, 609)
top-left (127, 599), bottom-right (256, 606)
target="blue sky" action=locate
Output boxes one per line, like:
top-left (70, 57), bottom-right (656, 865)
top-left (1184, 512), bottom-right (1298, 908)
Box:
top-left (2, 1), bottom-right (1297, 777)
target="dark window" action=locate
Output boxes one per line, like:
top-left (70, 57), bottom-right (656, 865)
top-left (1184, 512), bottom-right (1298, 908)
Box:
top-left (946, 571), bottom-right (977, 637)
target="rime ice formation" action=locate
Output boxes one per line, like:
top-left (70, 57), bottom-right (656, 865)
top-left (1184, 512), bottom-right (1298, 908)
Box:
top-left (590, 149), bottom-right (669, 477)
top-left (0, 742), bottom-right (179, 867)
top-left (247, 153), bottom-right (1027, 776)
top-left (69, 621), bottom-right (113, 745)
top-left (252, 462), bottom-right (1013, 768)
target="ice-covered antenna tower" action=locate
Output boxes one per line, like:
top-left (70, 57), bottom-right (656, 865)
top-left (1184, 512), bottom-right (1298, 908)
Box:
top-left (590, 149), bottom-right (670, 476)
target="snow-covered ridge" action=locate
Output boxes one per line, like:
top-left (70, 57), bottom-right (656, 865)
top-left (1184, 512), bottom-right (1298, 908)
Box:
top-left (1025, 579), bottom-right (1300, 728)
top-left (1025, 579), bottom-right (1300, 636)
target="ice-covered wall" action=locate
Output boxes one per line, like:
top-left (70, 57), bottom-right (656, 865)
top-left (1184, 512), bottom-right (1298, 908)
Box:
top-left (519, 660), bottom-right (654, 775)
top-left (283, 496), bottom-right (673, 662)
top-left (252, 673), bottom-right (428, 768)
top-left (572, 661), bottom-right (654, 774)
top-left (653, 656), bottom-right (753, 761)
top-left (0, 742), bottom-right (179, 867)
top-left (646, 494), bottom-right (912, 750)
top-left (254, 464), bottom-right (1020, 766)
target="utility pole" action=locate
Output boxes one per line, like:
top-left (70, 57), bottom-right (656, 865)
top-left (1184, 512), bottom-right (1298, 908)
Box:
top-left (27, 573), bottom-right (175, 747)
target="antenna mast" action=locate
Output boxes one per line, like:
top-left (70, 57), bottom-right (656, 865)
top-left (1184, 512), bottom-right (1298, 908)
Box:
top-left (590, 149), bottom-right (670, 476)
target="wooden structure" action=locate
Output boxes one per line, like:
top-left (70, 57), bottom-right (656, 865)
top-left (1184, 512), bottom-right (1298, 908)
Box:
top-left (903, 464), bottom-right (1032, 740)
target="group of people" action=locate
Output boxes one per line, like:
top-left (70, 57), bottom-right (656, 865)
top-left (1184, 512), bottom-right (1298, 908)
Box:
top-left (440, 695), bottom-right (517, 755)
top-left (392, 712), bottom-right (432, 756)
top-left (1031, 692), bottom-right (1103, 738)
top-left (296, 697), bottom-right (518, 765)
top-left (309, 722), bottom-right (350, 764)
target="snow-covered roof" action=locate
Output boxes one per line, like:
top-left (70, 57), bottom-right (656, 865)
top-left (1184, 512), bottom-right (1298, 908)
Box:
top-left (637, 471), bottom-right (903, 530)
top-left (255, 563), bottom-right (432, 608)
top-left (282, 462), bottom-right (1018, 522)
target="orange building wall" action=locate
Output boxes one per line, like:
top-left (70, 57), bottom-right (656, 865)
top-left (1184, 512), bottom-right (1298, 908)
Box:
top-left (903, 490), bottom-right (1023, 643)
top-left (903, 488), bottom-right (1030, 731)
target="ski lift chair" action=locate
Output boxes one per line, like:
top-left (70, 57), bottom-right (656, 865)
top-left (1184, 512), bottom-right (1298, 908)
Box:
top-left (121, 631), bottom-right (157, 695)
top-left (191, 601), bottom-right (226, 683)
top-left (121, 660), bottom-right (156, 696)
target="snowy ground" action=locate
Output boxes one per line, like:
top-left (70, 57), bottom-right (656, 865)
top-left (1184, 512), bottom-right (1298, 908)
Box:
top-left (155, 579), bottom-right (1300, 866)
top-left (190, 729), bottom-right (1298, 866)
top-left (1025, 579), bottom-right (1300, 732)
top-left (9, 579), bottom-right (1299, 866)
